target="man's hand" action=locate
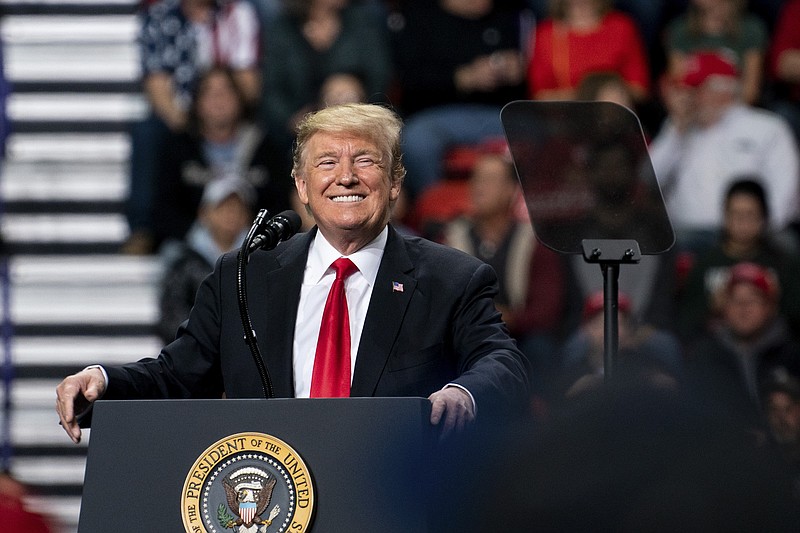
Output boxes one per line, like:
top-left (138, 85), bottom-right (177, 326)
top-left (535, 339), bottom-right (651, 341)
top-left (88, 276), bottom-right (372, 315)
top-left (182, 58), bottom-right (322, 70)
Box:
top-left (55, 367), bottom-right (106, 444)
top-left (428, 386), bottom-right (476, 439)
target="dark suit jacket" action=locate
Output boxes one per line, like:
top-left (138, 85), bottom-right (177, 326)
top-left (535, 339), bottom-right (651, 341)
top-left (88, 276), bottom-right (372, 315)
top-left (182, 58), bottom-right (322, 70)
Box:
top-left (104, 226), bottom-right (530, 414)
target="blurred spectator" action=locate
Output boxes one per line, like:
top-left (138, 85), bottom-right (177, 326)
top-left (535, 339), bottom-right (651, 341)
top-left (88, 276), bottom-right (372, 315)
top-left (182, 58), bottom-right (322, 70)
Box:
top-left (572, 69), bottom-right (665, 137)
top-left (527, 0), bottom-right (651, 103)
top-left (575, 70), bottom-right (636, 107)
top-left (150, 66), bottom-right (291, 250)
top-left (389, 187), bottom-right (418, 237)
top-left (559, 291), bottom-right (683, 397)
top-left (564, 138), bottom-right (680, 332)
top-left (649, 51), bottom-right (799, 255)
top-left (141, 0), bottom-right (261, 119)
top-left (259, 0), bottom-right (392, 152)
top-left (762, 367), bottom-right (800, 483)
top-left (459, 378), bottom-right (800, 532)
top-left (124, 0), bottom-right (262, 254)
top-left (390, 0), bottom-right (528, 196)
top-left (526, 0), bottom-right (667, 54)
top-left (0, 473), bottom-right (53, 533)
top-left (685, 262), bottom-right (800, 429)
top-left (157, 177), bottom-right (254, 343)
top-left (766, 0), bottom-right (800, 141)
top-left (440, 146), bottom-right (569, 396)
top-left (663, 0), bottom-right (768, 105)
top-left (677, 178), bottom-right (800, 340)
top-left (317, 71), bottom-right (367, 108)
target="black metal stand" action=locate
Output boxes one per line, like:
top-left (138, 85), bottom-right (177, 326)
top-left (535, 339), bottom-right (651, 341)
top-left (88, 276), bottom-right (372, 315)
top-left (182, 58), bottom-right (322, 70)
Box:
top-left (500, 100), bottom-right (675, 383)
top-left (582, 239), bottom-right (641, 382)
top-left (237, 209), bottom-right (274, 398)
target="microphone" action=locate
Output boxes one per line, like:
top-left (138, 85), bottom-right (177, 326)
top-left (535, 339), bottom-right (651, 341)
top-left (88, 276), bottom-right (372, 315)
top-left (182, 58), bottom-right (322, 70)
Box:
top-left (247, 210), bottom-right (302, 254)
top-left (238, 209), bottom-right (302, 397)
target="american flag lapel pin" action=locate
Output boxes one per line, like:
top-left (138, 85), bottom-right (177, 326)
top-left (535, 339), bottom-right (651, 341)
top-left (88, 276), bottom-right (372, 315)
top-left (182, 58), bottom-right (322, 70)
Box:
top-left (392, 281), bottom-right (404, 293)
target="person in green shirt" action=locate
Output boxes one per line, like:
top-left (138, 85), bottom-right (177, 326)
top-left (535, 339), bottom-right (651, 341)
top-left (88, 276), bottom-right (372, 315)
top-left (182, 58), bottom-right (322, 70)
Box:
top-left (665, 0), bottom-right (769, 105)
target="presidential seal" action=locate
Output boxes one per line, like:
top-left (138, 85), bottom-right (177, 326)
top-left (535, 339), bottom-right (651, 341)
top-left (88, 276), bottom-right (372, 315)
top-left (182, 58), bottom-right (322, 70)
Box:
top-left (181, 432), bottom-right (314, 533)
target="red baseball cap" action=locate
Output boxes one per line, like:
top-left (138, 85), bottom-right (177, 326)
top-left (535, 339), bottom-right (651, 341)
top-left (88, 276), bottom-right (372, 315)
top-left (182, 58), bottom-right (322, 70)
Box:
top-left (726, 262), bottom-right (780, 301)
top-left (680, 51), bottom-right (739, 88)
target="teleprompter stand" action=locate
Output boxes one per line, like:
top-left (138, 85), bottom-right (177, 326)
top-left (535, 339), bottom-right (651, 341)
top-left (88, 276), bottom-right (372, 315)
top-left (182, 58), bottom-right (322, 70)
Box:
top-left (581, 239), bottom-right (641, 380)
top-left (501, 101), bottom-right (674, 379)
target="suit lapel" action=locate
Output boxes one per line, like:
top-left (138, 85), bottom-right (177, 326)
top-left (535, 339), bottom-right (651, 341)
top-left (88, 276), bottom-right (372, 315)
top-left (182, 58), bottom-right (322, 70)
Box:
top-left (351, 227), bottom-right (416, 396)
top-left (250, 231), bottom-right (314, 398)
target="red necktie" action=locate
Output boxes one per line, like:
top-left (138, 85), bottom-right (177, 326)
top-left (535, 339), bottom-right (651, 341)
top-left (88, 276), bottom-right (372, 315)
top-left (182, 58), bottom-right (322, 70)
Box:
top-left (310, 257), bottom-right (358, 397)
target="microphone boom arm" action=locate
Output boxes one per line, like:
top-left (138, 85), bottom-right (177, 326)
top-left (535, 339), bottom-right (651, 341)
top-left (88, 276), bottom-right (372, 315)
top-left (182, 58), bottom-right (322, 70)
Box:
top-left (237, 209), bottom-right (274, 398)
top-left (237, 209), bottom-right (303, 398)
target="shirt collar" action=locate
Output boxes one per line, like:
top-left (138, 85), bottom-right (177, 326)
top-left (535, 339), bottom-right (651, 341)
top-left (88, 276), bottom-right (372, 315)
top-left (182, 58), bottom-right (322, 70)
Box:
top-left (307, 226), bottom-right (388, 286)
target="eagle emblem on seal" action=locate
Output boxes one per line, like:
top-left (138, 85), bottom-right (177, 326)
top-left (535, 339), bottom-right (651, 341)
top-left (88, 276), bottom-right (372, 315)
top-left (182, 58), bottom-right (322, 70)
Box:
top-left (218, 467), bottom-right (281, 532)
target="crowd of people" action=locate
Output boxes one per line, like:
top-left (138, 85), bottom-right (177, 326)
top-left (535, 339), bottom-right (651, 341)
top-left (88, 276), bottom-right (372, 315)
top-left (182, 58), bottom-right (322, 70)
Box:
top-left (117, 0), bottom-right (800, 509)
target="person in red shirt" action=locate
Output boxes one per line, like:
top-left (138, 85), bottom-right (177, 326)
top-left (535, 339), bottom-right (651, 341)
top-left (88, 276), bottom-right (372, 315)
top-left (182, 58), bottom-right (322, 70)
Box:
top-left (527, 0), bottom-right (650, 103)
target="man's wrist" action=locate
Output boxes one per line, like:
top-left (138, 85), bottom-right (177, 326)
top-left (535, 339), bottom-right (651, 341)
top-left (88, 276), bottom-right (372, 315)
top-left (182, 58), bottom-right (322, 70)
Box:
top-left (83, 364), bottom-right (109, 393)
top-left (444, 383), bottom-right (476, 417)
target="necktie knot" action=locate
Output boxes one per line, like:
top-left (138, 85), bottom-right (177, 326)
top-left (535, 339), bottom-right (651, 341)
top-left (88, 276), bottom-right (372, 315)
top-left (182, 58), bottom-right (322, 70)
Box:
top-left (332, 257), bottom-right (357, 281)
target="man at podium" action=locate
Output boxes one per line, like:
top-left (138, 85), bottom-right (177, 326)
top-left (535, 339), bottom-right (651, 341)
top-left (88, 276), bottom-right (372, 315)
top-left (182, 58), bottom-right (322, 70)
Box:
top-left (56, 103), bottom-right (530, 444)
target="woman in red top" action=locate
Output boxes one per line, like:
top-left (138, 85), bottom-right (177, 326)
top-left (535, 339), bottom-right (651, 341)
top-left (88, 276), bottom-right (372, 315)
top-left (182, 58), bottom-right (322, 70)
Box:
top-left (527, 0), bottom-right (650, 102)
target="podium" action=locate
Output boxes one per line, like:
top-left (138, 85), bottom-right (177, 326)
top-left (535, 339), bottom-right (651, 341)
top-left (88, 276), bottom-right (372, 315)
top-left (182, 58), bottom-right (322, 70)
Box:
top-left (78, 397), bottom-right (434, 532)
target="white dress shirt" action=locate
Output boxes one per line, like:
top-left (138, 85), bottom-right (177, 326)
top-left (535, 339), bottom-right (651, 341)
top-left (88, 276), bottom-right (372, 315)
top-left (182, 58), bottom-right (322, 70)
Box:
top-left (292, 228), bottom-right (387, 398)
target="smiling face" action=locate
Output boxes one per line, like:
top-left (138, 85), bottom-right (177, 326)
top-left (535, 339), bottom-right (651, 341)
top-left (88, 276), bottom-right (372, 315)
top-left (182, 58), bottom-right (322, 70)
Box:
top-left (294, 130), bottom-right (401, 253)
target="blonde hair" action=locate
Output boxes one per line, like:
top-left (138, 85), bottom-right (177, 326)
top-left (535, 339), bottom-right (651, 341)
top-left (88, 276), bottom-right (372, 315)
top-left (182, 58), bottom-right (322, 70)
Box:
top-left (291, 103), bottom-right (406, 186)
